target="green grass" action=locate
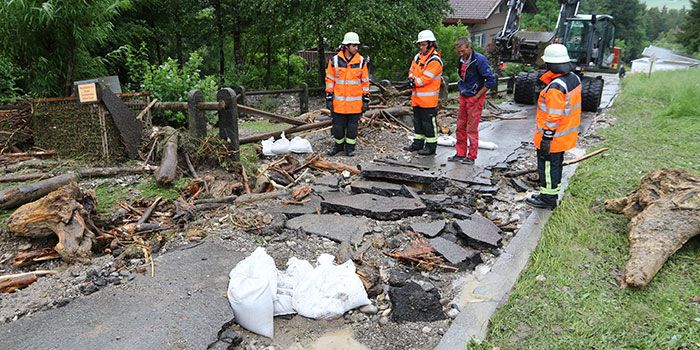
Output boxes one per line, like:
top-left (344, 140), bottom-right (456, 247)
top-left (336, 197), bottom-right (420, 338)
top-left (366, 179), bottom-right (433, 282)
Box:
top-left (239, 119), bottom-right (288, 133)
top-left (475, 69), bottom-right (700, 349)
top-left (94, 178), bottom-right (189, 214)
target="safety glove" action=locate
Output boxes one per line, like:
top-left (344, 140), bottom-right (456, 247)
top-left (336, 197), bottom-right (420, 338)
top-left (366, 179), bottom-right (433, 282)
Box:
top-left (407, 77), bottom-right (415, 89)
top-left (325, 92), bottom-right (333, 112)
top-left (540, 129), bottom-right (554, 155)
top-left (362, 95), bottom-right (370, 113)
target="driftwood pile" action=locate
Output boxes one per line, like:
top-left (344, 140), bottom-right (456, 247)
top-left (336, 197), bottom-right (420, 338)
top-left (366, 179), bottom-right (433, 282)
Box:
top-left (605, 168), bottom-right (700, 288)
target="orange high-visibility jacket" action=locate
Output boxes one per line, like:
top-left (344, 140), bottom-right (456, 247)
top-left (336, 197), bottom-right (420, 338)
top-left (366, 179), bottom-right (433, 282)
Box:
top-left (534, 71), bottom-right (582, 153)
top-left (325, 51), bottom-right (370, 114)
top-left (409, 48), bottom-right (443, 108)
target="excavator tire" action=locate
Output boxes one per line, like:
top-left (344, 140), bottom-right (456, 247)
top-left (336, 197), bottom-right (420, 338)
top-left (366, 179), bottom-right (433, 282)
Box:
top-left (581, 77), bottom-right (604, 112)
top-left (513, 71), bottom-right (541, 105)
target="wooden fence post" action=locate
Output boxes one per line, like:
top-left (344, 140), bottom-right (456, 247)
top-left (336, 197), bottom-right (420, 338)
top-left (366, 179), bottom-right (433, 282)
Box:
top-left (299, 83), bottom-right (309, 114)
top-left (187, 90), bottom-right (207, 141)
top-left (217, 88), bottom-right (240, 161)
top-left (237, 85), bottom-right (247, 105)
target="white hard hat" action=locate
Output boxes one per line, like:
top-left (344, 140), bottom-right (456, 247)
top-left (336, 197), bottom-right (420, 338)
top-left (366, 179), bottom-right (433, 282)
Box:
top-left (542, 44), bottom-right (571, 63)
top-left (342, 32), bottom-right (360, 45)
top-left (415, 30), bottom-right (437, 43)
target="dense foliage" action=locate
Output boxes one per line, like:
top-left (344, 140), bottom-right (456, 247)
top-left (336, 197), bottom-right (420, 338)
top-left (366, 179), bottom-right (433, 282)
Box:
top-left (0, 0), bottom-right (697, 102)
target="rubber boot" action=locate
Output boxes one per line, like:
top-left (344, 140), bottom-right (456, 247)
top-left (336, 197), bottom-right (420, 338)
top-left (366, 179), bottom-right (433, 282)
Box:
top-left (525, 194), bottom-right (557, 209)
top-left (417, 142), bottom-right (437, 155)
top-left (403, 140), bottom-right (424, 152)
top-left (345, 143), bottom-right (356, 157)
top-left (327, 143), bottom-right (344, 156)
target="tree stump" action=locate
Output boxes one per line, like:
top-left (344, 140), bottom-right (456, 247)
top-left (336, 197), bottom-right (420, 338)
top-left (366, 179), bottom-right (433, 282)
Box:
top-left (7, 182), bottom-right (97, 263)
top-left (605, 168), bottom-right (700, 288)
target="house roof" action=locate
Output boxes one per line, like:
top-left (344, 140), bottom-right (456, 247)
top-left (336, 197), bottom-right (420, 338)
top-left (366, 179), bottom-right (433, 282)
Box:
top-left (444, 0), bottom-right (537, 24)
top-left (641, 45), bottom-right (700, 64)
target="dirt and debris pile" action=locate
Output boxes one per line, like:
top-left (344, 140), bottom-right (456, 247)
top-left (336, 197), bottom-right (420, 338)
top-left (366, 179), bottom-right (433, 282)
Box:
top-left (605, 168), bottom-right (700, 288)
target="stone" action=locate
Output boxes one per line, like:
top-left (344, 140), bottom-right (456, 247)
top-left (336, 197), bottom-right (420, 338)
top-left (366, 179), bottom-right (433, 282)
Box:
top-left (285, 214), bottom-right (372, 244)
top-left (447, 309), bottom-right (460, 319)
top-left (510, 178), bottom-right (529, 192)
top-left (442, 166), bottom-right (492, 186)
top-left (360, 163), bottom-right (441, 184)
top-left (93, 278), bottom-right (107, 287)
top-left (472, 185), bottom-right (499, 194)
top-left (379, 317), bottom-right (389, 325)
top-left (321, 193), bottom-right (426, 221)
top-left (453, 213), bottom-right (503, 248)
top-left (388, 282), bottom-right (446, 322)
top-left (359, 304), bottom-right (378, 314)
top-left (422, 326), bottom-right (432, 334)
top-left (350, 180), bottom-right (409, 197)
top-left (428, 236), bottom-right (480, 267)
top-left (410, 220), bottom-right (446, 238)
top-left (418, 194), bottom-right (454, 211)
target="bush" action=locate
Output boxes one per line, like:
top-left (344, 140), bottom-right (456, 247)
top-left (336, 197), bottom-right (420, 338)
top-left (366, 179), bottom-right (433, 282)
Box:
top-left (434, 23), bottom-right (470, 83)
top-left (0, 55), bottom-right (23, 103)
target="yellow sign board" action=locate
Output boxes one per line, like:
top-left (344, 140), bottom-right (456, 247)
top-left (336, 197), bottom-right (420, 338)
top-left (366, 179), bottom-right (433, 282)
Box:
top-left (77, 83), bottom-right (99, 103)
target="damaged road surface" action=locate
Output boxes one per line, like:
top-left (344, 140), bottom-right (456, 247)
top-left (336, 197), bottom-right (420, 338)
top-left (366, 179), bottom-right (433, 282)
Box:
top-left (0, 74), bottom-right (617, 350)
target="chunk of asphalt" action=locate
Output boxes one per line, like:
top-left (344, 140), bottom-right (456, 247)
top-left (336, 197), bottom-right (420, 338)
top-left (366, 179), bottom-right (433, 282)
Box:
top-left (444, 207), bottom-right (475, 219)
top-left (453, 213), bottom-right (503, 248)
top-left (350, 180), bottom-right (408, 197)
top-left (429, 236), bottom-right (480, 267)
top-left (359, 162), bottom-right (440, 184)
top-left (320, 193), bottom-right (426, 220)
top-left (388, 281), bottom-right (446, 322)
top-left (285, 213), bottom-right (373, 244)
top-left (268, 194), bottom-right (322, 218)
top-left (510, 178), bottom-right (529, 192)
top-left (313, 175), bottom-right (340, 188)
top-left (410, 220), bottom-right (446, 238)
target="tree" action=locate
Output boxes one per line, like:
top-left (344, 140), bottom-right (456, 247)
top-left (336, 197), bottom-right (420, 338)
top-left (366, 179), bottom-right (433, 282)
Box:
top-left (678, 0), bottom-right (700, 54)
top-left (0, 0), bottom-right (131, 97)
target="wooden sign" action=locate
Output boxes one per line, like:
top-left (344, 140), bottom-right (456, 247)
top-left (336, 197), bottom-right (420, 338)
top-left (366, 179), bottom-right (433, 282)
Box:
top-left (77, 83), bottom-right (99, 103)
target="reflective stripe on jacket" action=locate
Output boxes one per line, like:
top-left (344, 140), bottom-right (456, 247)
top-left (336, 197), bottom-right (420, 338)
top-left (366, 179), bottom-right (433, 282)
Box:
top-left (325, 51), bottom-right (370, 114)
top-left (534, 71), bottom-right (582, 153)
top-left (409, 48), bottom-right (443, 108)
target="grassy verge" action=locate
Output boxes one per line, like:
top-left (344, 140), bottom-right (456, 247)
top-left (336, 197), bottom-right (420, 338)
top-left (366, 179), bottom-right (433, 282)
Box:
top-left (474, 69), bottom-right (700, 349)
top-left (93, 178), bottom-right (189, 214)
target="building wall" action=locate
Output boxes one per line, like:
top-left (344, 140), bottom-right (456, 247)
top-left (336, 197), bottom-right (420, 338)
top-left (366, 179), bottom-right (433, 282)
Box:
top-left (469, 12), bottom-right (507, 47)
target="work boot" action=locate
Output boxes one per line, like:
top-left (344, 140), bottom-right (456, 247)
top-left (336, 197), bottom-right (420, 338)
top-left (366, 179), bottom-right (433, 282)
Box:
top-left (403, 140), bottom-right (424, 152)
top-left (345, 143), bottom-right (356, 157)
top-left (327, 143), bottom-right (344, 156)
top-left (525, 194), bottom-right (557, 210)
top-left (417, 142), bottom-right (437, 155)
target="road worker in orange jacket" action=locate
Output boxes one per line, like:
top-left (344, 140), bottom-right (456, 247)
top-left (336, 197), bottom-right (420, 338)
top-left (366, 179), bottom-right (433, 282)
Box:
top-left (325, 32), bottom-right (370, 157)
top-left (403, 30), bottom-right (443, 156)
top-left (526, 44), bottom-right (582, 209)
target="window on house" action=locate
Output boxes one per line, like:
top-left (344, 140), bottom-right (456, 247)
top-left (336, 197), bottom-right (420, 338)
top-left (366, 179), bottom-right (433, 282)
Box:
top-left (472, 33), bottom-right (484, 48)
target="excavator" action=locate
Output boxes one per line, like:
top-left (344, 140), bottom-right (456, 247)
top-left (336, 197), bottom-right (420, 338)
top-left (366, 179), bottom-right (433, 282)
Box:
top-left (495, 0), bottom-right (621, 111)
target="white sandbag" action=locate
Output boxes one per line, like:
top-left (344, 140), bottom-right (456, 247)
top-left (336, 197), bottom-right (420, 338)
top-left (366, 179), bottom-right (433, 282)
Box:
top-left (289, 136), bottom-right (313, 154)
top-left (262, 137), bottom-right (275, 156)
top-left (271, 132), bottom-right (290, 155)
top-left (293, 254), bottom-right (370, 320)
top-left (437, 134), bottom-right (456, 147)
top-left (227, 247), bottom-right (278, 338)
top-left (478, 140), bottom-right (498, 150)
top-left (274, 257), bottom-right (313, 316)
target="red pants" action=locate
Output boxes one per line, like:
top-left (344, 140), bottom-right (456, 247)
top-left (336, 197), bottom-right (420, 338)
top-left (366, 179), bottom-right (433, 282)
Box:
top-left (456, 94), bottom-right (486, 159)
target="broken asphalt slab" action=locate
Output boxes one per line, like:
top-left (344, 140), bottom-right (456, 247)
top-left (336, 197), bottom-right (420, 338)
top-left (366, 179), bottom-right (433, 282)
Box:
top-left (350, 179), bottom-right (409, 197)
top-left (410, 220), bottom-right (446, 238)
top-left (453, 213), bottom-right (503, 248)
top-left (285, 213), bottom-right (373, 244)
top-left (320, 193), bottom-right (426, 220)
top-left (428, 236), bottom-right (480, 268)
top-left (0, 240), bottom-right (244, 350)
top-left (359, 162), bottom-right (440, 184)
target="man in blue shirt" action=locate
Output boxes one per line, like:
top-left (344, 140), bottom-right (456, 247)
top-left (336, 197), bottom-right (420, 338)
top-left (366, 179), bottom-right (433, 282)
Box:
top-left (448, 37), bottom-right (497, 164)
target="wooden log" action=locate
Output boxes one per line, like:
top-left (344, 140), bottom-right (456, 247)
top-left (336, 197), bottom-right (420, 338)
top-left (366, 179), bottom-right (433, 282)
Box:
top-left (76, 166), bottom-right (156, 178)
top-left (310, 157), bottom-right (360, 175)
top-left (237, 105), bottom-right (305, 125)
top-left (0, 172), bottom-right (54, 183)
top-left (0, 150), bottom-right (56, 158)
top-left (136, 98), bottom-right (159, 121)
top-left (0, 270), bottom-right (57, 281)
top-left (194, 195), bottom-right (239, 205)
top-left (1, 159), bottom-right (54, 174)
top-left (137, 197), bottom-right (162, 225)
top-left (0, 173), bottom-right (77, 210)
top-left (155, 127), bottom-right (178, 186)
top-left (0, 274), bottom-right (38, 293)
top-left (504, 147), bottom-right (609, 177)
top-left (234, 190), bottom-right (288, 204)
top-left (11, 248), bottom-right (61, 268)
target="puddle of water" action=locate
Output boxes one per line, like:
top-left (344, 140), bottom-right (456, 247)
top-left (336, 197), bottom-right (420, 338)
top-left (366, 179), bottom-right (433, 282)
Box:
top-left (299, 327), bottom-right (369, 350)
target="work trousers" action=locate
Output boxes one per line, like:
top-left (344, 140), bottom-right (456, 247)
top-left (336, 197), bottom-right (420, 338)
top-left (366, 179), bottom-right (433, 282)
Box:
top-left (537, 149), bottom-right (564, 203)
top-left (456, 94), bottom-right (486, 160)
top-left (331, 112), bottom-right (361, 145)
top-left (411, 107), bottom-right (438, 145)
